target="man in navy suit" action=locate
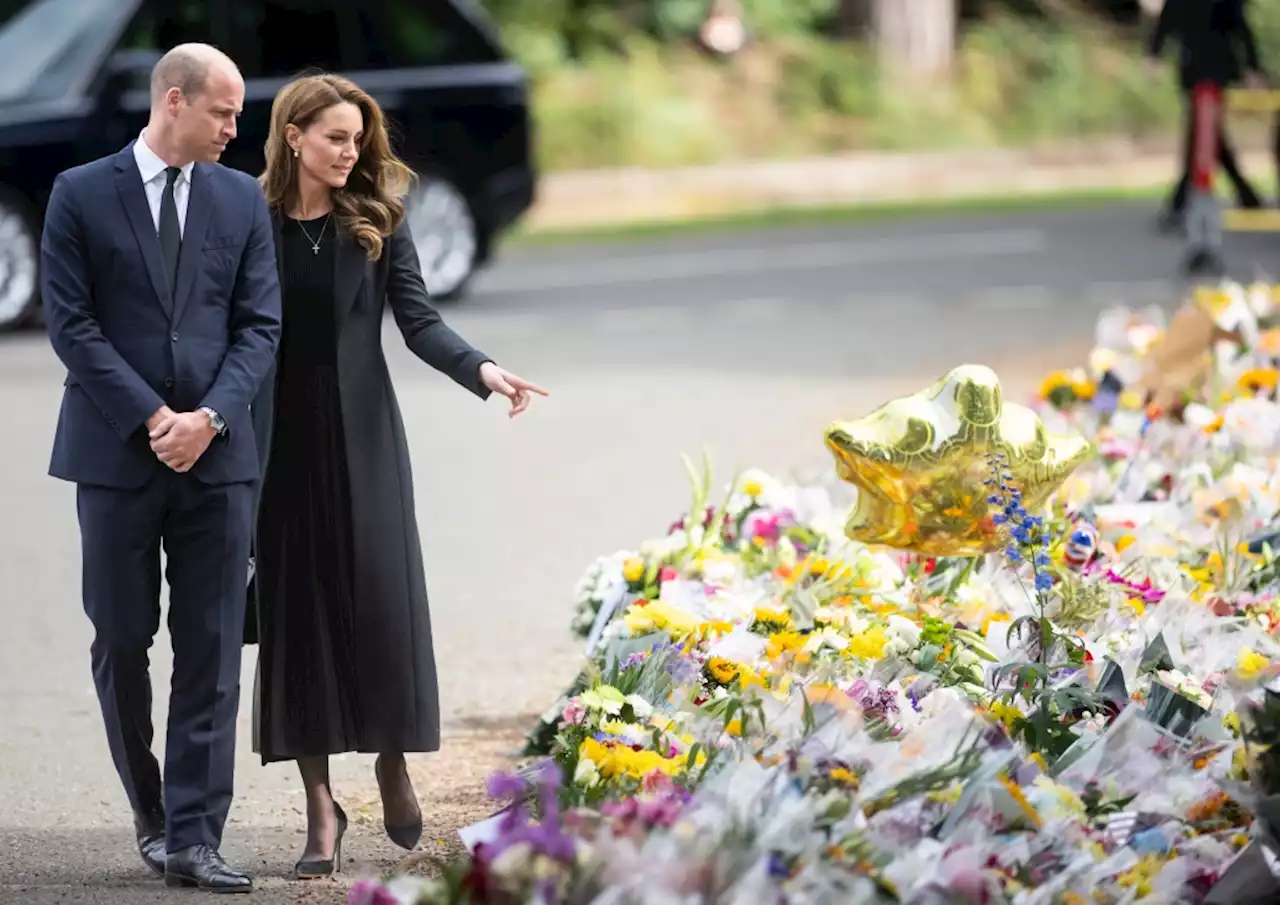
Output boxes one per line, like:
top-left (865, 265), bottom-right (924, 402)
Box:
top-left (41, 43), bottom-right (280, 893)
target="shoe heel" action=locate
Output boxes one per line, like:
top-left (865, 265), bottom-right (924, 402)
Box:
top-left (293, 801), bottom-right (348, 880)
top-left (334, 802), bottom-right (347, 873)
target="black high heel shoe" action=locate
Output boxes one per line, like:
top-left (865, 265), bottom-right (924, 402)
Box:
top-left (375, 755), bottom-right (423, 851)
top-left (294, 801), bottom-right (347, 880)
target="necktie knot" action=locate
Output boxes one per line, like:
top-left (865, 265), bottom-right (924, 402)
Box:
top-left (165, 166), bottom-right (181, 188)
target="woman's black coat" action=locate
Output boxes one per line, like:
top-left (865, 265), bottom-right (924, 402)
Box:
top-left (245, 213), bottom-right (491, 753)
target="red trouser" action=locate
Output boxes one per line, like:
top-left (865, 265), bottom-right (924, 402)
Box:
top-left (1191, 82), bottom-right (1221, 191)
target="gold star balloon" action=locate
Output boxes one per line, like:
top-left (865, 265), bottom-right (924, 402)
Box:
top-left (824, 365), bottom-right (1093, 557)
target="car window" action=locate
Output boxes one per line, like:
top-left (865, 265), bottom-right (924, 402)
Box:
top-left (118, 0), bottom-right (220, 56)
top-left (224, 0), bottom-right (367, 80)
top-left (0, 0), bottom-right (132, 104)
top-left (351, 0), bottom-right (501, 70)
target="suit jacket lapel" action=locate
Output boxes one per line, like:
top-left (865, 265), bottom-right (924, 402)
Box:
top-left (333, 227), bottom-right (366, 331)
top-left (172, 164), bottom-right (213, 325)
top-left (113, 149), bottom-right (172, 317)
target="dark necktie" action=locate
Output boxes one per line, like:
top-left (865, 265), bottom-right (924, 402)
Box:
top-left (158, 166), bottom-right (181, 297)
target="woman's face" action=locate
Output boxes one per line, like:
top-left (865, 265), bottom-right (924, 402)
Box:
top-left (292, 101), bottom-right (363, 190)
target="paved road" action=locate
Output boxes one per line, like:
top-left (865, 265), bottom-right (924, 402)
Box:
top-left (1, 200), bottom-right (1276, 903)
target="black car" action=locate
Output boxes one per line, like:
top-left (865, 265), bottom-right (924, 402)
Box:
top-left (0, 0), bottom-right (537, 331)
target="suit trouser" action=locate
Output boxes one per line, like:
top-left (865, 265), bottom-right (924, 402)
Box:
top-left (76, 467), bottom-right (255, 853)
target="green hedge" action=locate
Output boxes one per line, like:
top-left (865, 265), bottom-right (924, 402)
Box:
top-left (484, 2), bottom-right (1280, 172)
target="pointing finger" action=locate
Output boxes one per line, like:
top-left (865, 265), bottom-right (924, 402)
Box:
top-left (511, 376), bottom-right (549, 397)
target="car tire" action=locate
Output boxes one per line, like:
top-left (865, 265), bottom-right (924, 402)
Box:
top-left (404, 171), bottom-right (479, 302)
top-left (0, 187), bottom-right (40, 333)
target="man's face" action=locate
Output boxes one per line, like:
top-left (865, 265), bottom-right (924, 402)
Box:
top-left (172, 67), bottom-right (244, 164)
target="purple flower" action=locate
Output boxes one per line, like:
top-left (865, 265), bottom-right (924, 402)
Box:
top-left (486, 770), bottom-right (528, 802)
top-left (349, 880), bottom-right (399, 905)
top-left (847, 678), bottom-right (900, 716)
top-left (766, 852), bottom-right (791, 878)
top-left (534, 760), bottom-right (563, 824)
top-left (483, 815), bottom-right (576, 866)
top-left (666, 655), bottom-right (702, 685)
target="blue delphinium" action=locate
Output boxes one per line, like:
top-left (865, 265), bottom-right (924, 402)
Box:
top-left (985, 450), bottom-right (1053, 596)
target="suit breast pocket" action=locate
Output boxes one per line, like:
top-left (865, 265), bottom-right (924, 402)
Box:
top-left (198, 234), bottom-right (241, 296)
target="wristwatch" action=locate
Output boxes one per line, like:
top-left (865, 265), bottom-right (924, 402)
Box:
top-left (199, 406), bottom-right (227, 436)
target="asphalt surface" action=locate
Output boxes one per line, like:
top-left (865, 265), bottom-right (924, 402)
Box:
top-left (2, 200), bottom-right (1279, 904)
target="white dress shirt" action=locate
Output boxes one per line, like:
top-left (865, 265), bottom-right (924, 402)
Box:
top-left (132, 130), bottom-right (193, 237)
top-left (131, 131), bottom-right (225, 432)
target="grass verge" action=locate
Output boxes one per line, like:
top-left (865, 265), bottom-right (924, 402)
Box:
top-left (504, 184), bottom-right (1169, 248)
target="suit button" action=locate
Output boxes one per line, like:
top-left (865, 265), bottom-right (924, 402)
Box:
top-left (164, 378), bottom-right (174, 388)
top-left (171, 332), bottom-right (179, 342)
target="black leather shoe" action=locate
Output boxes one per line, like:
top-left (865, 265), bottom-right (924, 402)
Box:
top-left (133, 811), bottom-right (166, 877)
top-left (164, 845), bottom-right (252, 894)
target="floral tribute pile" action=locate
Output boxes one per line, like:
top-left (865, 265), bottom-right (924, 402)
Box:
top-left (355, 282), bottom-right (1280, 904)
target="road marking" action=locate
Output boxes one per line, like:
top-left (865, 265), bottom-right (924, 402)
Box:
top-left (968, 285), bottom-right (1056, 310)
top-left (708, 296), bottom-right (789, 323)
top-left (442, 309), bottom-right (552, 335)
top-left (447, 276), bottom-right (1182, 337)
top-left (1082, 278), bottom-right (1178, 305)
top-left (837, 293), bottom-right (933, 312)
top-left (591, 304), bottom-right (697, 332)
top-left (476, 229), bottom-right (1046, 294)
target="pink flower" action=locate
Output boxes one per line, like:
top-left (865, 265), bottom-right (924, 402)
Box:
top-left (1104, 570), bottom-right (1166, 603)
top-left (349, 880), bottom-right (399, 905)
top-left (559, 697), bottom-right (587, 727)
top-left (743, 511), bottom-right (785, 542)
top-left (659, 566), bottom-right (679, 583)
top-left (938, 847), bottom-right (994, 904)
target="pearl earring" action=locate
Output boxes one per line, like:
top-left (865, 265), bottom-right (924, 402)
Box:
top-left (292, 148), bottom-right (299, 157)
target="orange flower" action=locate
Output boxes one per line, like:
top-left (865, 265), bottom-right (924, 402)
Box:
top-left (1238, 368), bottom-right (1278, 395)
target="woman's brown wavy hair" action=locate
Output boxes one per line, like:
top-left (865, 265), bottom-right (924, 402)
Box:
top-left (260, 73), bottom-right (415, 261)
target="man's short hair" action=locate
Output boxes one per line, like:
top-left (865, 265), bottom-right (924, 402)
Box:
top-left (149, 45), bottom-right (218, 103)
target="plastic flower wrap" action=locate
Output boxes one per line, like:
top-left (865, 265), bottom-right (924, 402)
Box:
top-left (353, 282), bottom-right (1280, 905)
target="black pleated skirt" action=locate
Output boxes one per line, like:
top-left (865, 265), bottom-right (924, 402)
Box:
top-left (254, 362), bottom-right (362, 763)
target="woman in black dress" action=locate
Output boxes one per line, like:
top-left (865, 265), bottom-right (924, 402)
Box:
top-left (248, 74), bottom-right (547, 879)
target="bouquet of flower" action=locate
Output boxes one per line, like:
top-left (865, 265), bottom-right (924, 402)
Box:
top-left (353, 282), bottom-right (1280, 905)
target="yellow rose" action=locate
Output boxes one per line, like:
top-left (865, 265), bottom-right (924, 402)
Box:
top-left (622, 557), bottom-right (645, 583)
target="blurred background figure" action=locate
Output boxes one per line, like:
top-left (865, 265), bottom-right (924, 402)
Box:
top-left (1147, 0), bottom-right (1267, 233)
top-left (698, 0), bottom-right (748, 57)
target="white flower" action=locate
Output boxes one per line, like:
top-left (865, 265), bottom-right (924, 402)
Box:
top-left (625, 694), bottom-right (654, 719)
top-left (802, 628), bottom-right (850, 654)
top-left (489, 841), bottom-right (534, 878)
top-left (918, 686), bottom-right (967, 720)
top-left (573, 757), bottom-right (600, 788)
top-left (887, 615), bottom-right (922, 648)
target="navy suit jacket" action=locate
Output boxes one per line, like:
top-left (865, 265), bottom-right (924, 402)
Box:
top-left (42, 144), bottom-right (282, 489)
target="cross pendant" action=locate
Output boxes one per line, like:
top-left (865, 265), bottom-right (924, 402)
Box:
top-left (312, 245), bottom-right (319, 254)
